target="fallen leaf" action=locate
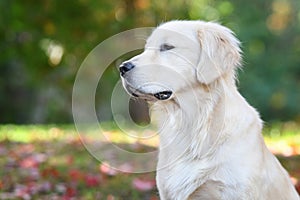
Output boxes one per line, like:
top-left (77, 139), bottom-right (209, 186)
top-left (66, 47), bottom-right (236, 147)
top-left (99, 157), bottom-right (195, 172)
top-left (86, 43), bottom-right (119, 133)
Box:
top-left (69, 169), bottom-right (83, 181)
top-left (41, 167), bottom-right (60, 178)
top-left (99, 162), bottom-right (118, 176)
top-left (296, 182), bottom-right (300, 195)
top-left (19, 157), bottom-right (39, 168)
top-left (85, 174), bottom-right (100, 187)
top-left (132, 177), bottom-right (156, 191)
top-left (63, 186), bottom-right (77, 199)
top-left (150, 195), bottom-right (159, 200)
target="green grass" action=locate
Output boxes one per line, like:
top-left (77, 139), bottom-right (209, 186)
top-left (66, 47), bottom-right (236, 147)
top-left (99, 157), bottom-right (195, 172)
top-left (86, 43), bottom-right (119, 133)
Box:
top-left (0, 124), bottom-right (75, 142)
top-left (264, 121), bottom-right (300, 143)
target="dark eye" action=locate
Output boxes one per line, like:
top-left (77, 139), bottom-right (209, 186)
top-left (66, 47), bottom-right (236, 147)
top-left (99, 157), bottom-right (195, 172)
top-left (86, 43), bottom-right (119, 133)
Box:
top-left (160, 43), bottom-right (175, 52)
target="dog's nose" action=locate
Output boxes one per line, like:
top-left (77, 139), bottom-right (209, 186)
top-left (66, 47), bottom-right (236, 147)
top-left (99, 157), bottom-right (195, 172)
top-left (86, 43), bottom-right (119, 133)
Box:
top-left (119, 62), bottom-right (135, 76)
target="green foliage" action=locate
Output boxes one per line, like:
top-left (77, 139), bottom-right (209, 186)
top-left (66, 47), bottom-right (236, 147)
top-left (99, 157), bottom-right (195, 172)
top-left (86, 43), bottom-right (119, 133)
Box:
top-left (1, 0), bottom-right (300, 123)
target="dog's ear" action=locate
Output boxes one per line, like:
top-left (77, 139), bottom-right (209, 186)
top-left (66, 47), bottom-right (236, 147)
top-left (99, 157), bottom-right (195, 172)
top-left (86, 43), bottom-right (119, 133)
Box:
top-left (196, 23), bottom-right (242, 84)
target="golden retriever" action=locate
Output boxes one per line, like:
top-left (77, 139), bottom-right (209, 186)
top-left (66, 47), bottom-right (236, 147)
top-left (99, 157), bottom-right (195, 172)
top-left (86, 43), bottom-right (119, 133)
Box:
top-left (119, 20), bottom-right (299, 200)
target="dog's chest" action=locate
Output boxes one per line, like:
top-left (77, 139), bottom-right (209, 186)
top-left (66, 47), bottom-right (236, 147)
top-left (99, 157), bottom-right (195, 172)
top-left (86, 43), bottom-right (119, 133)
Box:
top-left (156, 156), bottom-right (214, 200)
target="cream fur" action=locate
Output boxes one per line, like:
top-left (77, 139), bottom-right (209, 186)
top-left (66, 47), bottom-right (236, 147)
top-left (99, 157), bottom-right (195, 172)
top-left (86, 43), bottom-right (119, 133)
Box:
top-left (120, 20), bottom-right (299, 200)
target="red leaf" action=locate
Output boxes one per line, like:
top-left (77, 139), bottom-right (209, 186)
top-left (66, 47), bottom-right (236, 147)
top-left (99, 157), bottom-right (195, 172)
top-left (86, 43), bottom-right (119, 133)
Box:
top-left (296, 182), bottom-right (300, 195)
top-left (85, 174), bottom-right (100, 187)
top-left (66, 187), bottom-right (77, 196)
top-left (19, 157), bottom-right (38, 168)
top-left (132, 178), bottom-right (156, 191)
top-left (19, 154), bottom-right (47, 169)
top-left (99, 163), bottom-right (118, 176)
top-left (41, 167), bottom-right (60, 178)
top-left (62, 187), bottom-right (77, 199)
top-left (69, 169), bottom-right (83, 181)
top-left (150, 195), bottom-right (160, 200)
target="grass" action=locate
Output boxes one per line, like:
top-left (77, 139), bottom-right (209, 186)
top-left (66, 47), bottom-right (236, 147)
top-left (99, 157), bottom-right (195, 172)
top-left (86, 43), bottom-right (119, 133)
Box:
top-left (0, 122), bottom-right (299, 199)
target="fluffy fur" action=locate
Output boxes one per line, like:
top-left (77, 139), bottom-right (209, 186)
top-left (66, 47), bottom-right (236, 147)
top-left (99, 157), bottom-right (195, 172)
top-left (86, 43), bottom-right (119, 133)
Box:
top-left (120, 20), bottom-right (299, 199)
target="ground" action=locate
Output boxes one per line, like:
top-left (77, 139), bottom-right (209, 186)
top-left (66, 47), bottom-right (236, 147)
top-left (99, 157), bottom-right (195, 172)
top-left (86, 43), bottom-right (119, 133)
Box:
top-left (0, 123), bottom-right (299, 199)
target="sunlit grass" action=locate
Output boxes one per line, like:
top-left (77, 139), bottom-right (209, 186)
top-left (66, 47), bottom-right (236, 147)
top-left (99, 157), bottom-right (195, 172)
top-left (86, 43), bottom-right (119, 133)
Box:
top-left (263, 121), bottom-right (300, 156)
top-left (1, 122), bottom-right (299, 142)
top-left (0, 125), bottom-right (75, 142)
top-left (0, 124), bottom-right (160, 147)
top-left (1, 122), bottom-right (299, 158)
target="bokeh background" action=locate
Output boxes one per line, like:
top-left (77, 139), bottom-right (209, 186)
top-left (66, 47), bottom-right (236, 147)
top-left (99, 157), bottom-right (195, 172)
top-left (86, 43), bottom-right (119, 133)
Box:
top-left (1, 1), bottom-right (300, 199)
top-left (1, 0), bottom-right (300, 124)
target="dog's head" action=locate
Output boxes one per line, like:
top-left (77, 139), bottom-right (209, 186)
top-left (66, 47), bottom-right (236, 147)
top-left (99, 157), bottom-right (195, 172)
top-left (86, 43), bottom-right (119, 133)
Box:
top-left (120, 20), bottom-right (241, 101)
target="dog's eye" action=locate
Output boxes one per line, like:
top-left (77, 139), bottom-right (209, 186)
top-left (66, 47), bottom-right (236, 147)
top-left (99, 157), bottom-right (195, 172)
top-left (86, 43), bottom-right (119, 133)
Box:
top-left (160, 43), bottom-right (175, 52)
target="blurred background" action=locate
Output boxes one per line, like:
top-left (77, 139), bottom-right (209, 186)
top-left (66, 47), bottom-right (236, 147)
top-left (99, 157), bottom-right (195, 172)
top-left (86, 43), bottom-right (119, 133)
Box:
top-left (1, 0), bottom-right (300, 124)
top-left (1, 1), bottom-right (300, 198)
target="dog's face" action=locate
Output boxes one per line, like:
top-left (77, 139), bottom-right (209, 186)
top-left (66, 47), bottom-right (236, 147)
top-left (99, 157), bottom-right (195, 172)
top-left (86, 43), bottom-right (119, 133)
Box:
top-left (120, 21), bottom-right (241, 101)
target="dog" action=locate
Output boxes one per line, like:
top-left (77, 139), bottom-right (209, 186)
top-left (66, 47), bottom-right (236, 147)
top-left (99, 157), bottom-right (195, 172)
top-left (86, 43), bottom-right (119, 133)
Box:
top-left (119, 20), bottom-right (299, 200)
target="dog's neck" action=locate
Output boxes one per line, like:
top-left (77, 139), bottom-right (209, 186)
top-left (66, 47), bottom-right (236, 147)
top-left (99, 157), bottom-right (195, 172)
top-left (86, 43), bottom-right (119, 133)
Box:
top-left (151, 78), bottom-right (233, 161)
top-left (151, 78), bottom-right (247, 199)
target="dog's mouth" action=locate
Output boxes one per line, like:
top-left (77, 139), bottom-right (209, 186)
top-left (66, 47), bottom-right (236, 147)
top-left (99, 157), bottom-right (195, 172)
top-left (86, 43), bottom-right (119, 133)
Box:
top-left (123, 82), bottom-right (173, 101)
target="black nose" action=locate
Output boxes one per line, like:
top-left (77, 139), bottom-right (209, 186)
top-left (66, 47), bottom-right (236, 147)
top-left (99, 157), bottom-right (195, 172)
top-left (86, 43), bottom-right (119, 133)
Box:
top-left (119, 62), bottom-right (135, 76)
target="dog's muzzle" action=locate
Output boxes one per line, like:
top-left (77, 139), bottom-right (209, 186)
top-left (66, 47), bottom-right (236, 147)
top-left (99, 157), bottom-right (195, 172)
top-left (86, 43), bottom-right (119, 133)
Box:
top-left (119, 62), bottom-right (173, 101)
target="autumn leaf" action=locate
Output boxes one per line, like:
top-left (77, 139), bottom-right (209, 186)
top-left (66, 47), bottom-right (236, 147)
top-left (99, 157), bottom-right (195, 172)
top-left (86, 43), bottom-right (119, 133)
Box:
top-left (19, 157), bottom-right (39, 168)
top-left (84, 174), bottom-right (101, 187)
top-left (99, 162), bottom-right (118, 176)
top-left (63, 186), bottom-right (77, 199)
top-left (132, 177), bottom-right (156, 191)
top-left (69, 169), bottom-right (83, 181)
top-left (41, 167), bottom-right (60, 178)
